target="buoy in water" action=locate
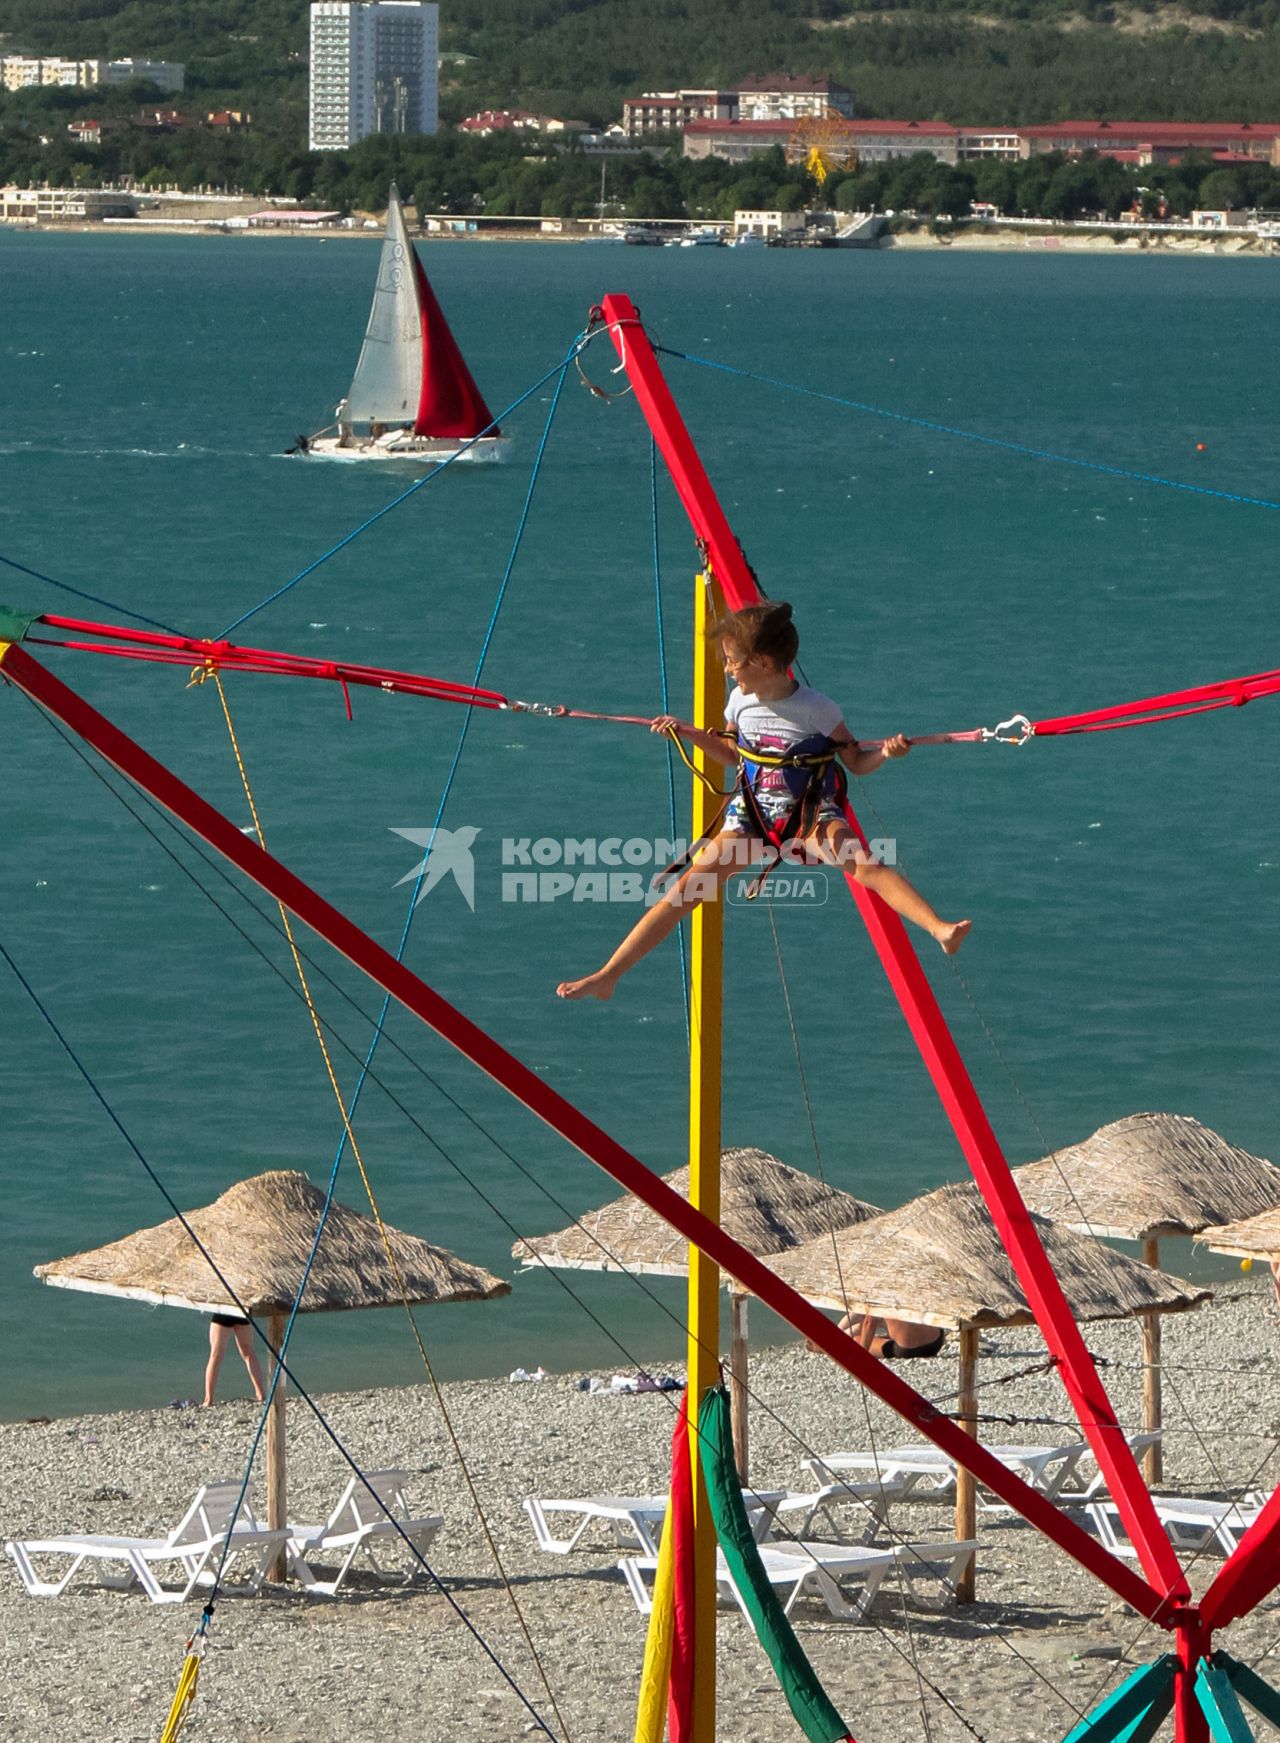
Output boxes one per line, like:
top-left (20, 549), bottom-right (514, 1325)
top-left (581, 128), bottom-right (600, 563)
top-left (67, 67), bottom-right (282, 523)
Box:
top-left (1242, 1256), bottom-right (1254, 1272)
top-left (1195, 442), bottom-right (1207, 452)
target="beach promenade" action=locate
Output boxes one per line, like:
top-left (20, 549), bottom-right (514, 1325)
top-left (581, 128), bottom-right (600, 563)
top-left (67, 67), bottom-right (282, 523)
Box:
top-left (2, 1283), bottom-right (1277, 1741)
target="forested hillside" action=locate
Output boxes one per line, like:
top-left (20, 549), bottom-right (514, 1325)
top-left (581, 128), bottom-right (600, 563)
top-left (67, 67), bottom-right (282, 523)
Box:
top-left (2, 0), bottom-right (1280, 128)
top-left (3, 0), bottom-right (1279, 207)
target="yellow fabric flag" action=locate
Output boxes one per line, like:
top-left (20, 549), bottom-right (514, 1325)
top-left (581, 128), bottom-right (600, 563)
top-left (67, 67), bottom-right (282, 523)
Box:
top-left (633, 1509), bottom-right (678, 1743)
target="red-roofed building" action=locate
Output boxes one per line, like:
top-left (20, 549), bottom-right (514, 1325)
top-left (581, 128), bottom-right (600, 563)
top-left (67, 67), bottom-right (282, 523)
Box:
top-left (458, 109), bottom-right (547, 136)
top-left (206, 109), bottom-right (251, 131)
top-left (683, 117), bottom-right (958, 166)
top-left (1018, 121), bottom-right (1280, 166)
top-left (66, 118), bottom-right (113, 145)
top-left (131, 108), bottom-right (190, 133)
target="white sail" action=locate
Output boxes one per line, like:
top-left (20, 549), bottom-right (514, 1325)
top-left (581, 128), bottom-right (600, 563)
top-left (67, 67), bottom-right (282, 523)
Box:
top-left (344, 186), bottom-right (423, 425)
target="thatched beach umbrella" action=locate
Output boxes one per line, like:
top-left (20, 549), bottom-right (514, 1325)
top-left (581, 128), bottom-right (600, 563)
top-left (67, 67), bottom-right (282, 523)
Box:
top-left (36, 1170), bottom-right (510, 1577)
top-left (512, 1147), bottom-right (881, 1477)
top-left (1195, 1205), bottom-right (1280, 1272)
top-left (765, 1179), bottom-right (1210, 1599)
top-left (1014, 1112), bottom-right (1280, 1478)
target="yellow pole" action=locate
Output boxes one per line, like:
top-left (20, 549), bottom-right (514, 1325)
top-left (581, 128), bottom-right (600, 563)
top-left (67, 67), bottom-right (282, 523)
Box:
top-left (688, 571), bottom-right (724, 1742)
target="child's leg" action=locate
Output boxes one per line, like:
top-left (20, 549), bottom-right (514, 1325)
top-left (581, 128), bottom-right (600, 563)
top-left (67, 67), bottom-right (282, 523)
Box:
top-left (813, 820), bottom-right (970, 955)
top-left (232, 1323), bottom-right (267, 1403)
top-left (557, 831), bottom-right (759, 1000)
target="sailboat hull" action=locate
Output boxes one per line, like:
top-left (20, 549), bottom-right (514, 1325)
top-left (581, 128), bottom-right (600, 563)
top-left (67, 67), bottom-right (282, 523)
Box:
top-left (298, 433), bottom-right (508, 466)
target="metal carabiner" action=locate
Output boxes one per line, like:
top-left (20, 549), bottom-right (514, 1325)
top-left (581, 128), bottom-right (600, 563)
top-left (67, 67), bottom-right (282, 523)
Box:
top-left (986, 713), bottom-right (1033, 745)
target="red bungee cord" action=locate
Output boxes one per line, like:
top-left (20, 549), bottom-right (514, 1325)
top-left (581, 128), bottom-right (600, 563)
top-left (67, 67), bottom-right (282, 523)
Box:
top-left (20, 614), bottom-right (1280, 747)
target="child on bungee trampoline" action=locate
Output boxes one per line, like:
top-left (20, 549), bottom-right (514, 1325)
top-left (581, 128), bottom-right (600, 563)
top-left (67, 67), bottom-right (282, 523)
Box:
top-left (556, 601), bottom-right (969, 1002)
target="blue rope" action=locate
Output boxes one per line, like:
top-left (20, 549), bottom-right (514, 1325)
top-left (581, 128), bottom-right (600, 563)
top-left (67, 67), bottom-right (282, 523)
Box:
top-left (179, 338), bottom-right (574, 1636)
top-left (657, 346), bottom-right (1280, 514)
top-left (311, 338), bottom-right (577, 1247)
top-left (220, 339), bottom-right (593, 639)
top-left (0, 552), bottom-right (183, 635)
top-left (650, 437), bottom-right (689, 1035)
top-left (0, 935), bottom-right (559, 1737)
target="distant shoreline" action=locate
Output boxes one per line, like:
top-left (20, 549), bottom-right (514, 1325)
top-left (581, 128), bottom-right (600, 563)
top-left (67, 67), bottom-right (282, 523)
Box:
top-left (3, 219), bottom-right (1276, 257)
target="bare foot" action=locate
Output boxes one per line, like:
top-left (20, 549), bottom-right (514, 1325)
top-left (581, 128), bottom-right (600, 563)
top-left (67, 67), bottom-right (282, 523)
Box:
top-left (556, 970), bottom-right (618, 1001)
top-left (937, 919), bottom-right (972, 956)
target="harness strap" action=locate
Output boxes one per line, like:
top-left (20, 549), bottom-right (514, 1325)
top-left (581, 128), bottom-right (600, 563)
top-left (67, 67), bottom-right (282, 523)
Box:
top-left (654, 736), bottom-right (845, 898)
top-left (736, 741), bottom-right (847, 901)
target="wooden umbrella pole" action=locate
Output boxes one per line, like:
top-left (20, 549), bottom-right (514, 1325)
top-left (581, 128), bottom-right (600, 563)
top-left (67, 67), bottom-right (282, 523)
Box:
top-left (1141, 1239), bottom-right (1164, 1484)
top-left (956, 1326), bottom-right (979, 1604)
top-left (729, 1293), bottom-right (749, 1482)
top-left (266, 1312), bottom-right (288, 1583)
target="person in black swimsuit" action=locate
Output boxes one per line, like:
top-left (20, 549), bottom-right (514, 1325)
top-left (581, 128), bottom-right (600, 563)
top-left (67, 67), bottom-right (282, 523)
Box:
top-left (843, 1311), bottom-right (947, 1361)
top-left (204, 1311), bottom-right (267, 1407)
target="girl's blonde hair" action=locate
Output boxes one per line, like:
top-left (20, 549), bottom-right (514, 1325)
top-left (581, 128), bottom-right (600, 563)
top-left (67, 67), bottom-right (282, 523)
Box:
top-left (708, 601), bottom-right (798, 669)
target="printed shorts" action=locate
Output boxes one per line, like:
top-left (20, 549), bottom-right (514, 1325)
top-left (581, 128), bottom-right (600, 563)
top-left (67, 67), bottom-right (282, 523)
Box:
top-left (722, 787), bottom-right (845, 837)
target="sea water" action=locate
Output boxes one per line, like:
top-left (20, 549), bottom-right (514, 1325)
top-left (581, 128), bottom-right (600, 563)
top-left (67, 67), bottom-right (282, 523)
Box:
top-left (1, 233), bottom-right (1277, 1419)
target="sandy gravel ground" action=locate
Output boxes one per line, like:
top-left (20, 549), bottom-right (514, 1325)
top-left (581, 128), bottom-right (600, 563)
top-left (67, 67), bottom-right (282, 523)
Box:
top-left (3, 1284), bottom-right (1279, 1743)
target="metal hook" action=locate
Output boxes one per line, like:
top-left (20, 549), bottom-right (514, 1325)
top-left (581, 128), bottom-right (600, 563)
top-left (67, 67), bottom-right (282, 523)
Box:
top-left (986, 713), bottom-right (1032, 745)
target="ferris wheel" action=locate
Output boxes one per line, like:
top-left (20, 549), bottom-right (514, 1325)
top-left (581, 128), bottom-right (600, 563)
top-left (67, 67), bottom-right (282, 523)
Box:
top-left (786, 110), bottom-right (859, 185)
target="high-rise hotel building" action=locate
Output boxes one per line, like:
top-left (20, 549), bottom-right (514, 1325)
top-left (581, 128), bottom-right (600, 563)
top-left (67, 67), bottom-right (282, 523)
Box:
top-left (309, 2), bottom-right (438, 151)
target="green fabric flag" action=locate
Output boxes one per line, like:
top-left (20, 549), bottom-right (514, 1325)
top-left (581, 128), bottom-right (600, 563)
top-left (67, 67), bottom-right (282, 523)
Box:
top-left (698, 1386), bottom-right (853, 1743)
top-left (0, 608), bottom-right (37, 644)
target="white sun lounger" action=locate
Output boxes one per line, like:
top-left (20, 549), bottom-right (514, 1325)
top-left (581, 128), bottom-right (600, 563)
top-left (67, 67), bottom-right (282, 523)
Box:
top-left (286, 1469), bottom-right (443, 1596)
top-left (4, 1480), bottom-right (289, 1604)
top-left (524, 1489), bottom-right (783, 1557)
top-left (804, 1440), bottom-right (1103, 1509)
top-left (767, 1475), bottom-right (914, 1543)
top-left (619, 1537), bottom-right (978, 1621)
top-left (1061, 1432), bottom-right (1164, 1501)
top-left (1087, 1491), bottom-right (1270, 1560)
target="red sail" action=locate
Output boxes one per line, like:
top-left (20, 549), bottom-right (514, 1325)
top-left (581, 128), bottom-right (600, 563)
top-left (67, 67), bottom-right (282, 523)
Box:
top-left (413, 254), bottom-right (498, 440)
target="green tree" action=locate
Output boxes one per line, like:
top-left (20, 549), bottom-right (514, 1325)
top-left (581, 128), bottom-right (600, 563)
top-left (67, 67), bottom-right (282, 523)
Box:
top-left (1198, 168), bottom-right (1245, 209)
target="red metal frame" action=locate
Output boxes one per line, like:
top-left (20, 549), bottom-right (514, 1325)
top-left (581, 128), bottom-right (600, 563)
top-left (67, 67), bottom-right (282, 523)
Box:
top-left (596, 294), bottom-right (1234, 1742)
top-left (598, 292), bottom-right (1182, 1595)
top-left (0, 637), bottom-right (1165, 1621)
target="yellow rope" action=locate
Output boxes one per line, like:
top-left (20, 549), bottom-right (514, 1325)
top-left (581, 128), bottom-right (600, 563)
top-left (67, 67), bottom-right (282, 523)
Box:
top-left (661, 723), bottom-right (726, 797)
top-left (158, 1639), bottom-right (203, 1743)
top-left (207, 673), bottom-right (571, 1742)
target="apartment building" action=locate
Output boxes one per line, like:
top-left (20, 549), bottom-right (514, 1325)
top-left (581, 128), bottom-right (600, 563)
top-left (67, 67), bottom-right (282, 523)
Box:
top-left (107, 60), bottom-right (185, 93)
top-left (0, 185), bottom-right (134, 221)
top-left (2, 57), bottom-right (105, 90)
top-left (736, 74), bottom-right (854, 122)
top-left (309, 1), bottom-right (438, 151)
top-left (1, 57), bottom-right (183, 92)
top-left (622, 90), bottom-right (737, 139)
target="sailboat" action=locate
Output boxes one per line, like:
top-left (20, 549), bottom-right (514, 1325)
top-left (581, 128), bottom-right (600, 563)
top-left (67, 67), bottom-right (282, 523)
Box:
top-left (295, 183), bottom-right (505, 465)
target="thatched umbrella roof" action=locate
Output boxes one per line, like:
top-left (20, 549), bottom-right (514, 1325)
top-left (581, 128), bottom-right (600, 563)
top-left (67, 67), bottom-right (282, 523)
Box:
top-left (765, 1180), bottom-right (1210, 1330)
top-left (511, 1147), bottom-right (881, 1277)
top-left (1195, 1206), bottom-right (1280, 1265)
top-left (1012, 1112), bottom-right (1280, 1242)
top-left (35, 1170), bottom-right (510, 1315)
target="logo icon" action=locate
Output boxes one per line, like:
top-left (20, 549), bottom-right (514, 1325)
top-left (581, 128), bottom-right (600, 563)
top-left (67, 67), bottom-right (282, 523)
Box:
top-left (391, 826), bottom-right (480, 910)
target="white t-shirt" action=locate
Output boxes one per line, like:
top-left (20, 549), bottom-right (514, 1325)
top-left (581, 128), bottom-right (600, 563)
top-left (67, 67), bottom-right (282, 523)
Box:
top-left (725, 682), bottom-right (847, 801)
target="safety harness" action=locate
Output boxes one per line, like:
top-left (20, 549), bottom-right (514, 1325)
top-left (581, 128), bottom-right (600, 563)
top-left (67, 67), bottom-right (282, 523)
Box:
top-left (661, 729), bottom-right (848, 899)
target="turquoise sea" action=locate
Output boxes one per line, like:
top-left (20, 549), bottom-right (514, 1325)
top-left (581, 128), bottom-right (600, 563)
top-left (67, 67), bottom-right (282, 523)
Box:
top-left (1, 232), bottom-right (1277, 1420)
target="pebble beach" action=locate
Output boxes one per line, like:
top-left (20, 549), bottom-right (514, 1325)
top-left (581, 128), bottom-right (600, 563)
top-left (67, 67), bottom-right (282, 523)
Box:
top-left (3, 1283), bottom-right (1279, 1743)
